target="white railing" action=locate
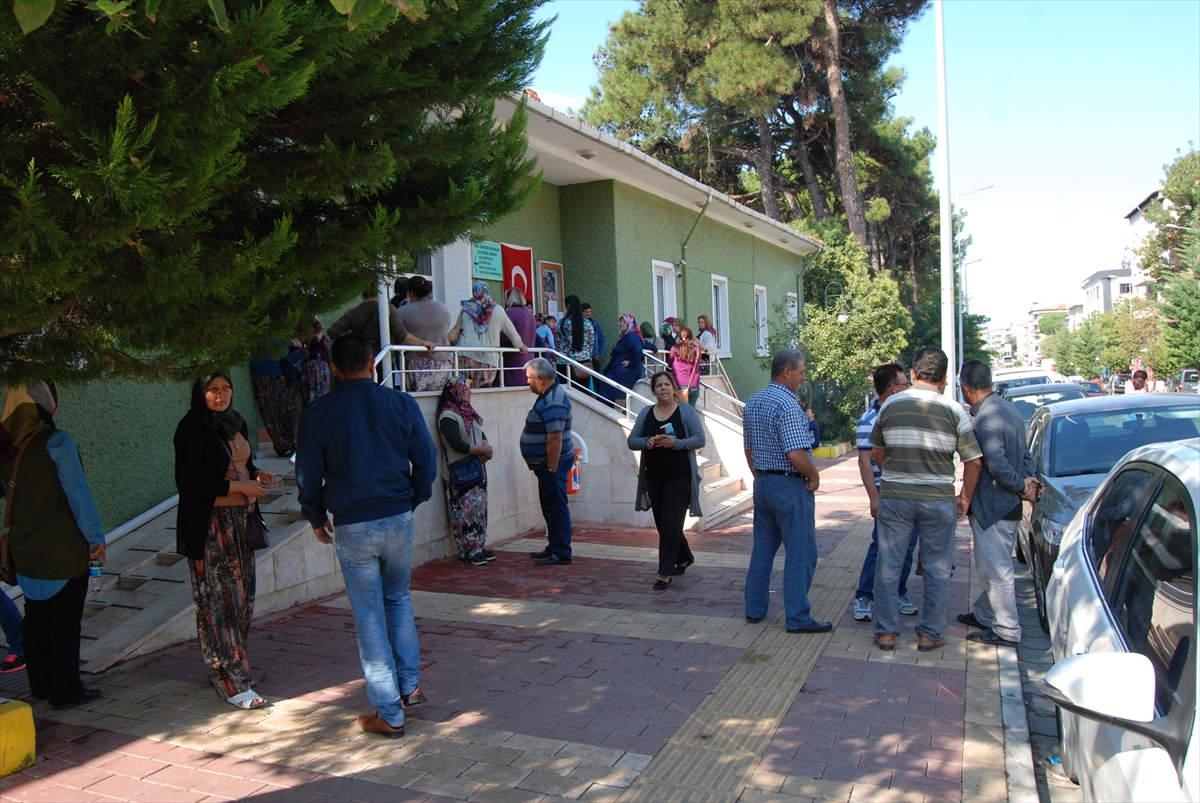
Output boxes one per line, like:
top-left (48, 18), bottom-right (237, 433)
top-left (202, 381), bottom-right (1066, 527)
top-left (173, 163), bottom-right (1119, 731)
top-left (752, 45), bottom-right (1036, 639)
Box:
top-left (642, 351), bottom-right (745, 426)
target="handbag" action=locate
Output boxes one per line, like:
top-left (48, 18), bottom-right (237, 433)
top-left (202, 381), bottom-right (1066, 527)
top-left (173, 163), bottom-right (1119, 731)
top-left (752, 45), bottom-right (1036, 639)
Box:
top-left (1, 437), bottom-right (34, 585)
top-left (446, 454), bottom-right (485, 492)
top-left (217, 436), bottom-right (271, 551)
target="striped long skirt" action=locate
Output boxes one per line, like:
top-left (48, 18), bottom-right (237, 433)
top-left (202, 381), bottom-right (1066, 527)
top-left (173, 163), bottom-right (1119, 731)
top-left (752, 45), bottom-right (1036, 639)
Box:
top-left (188, 506), bottom-right (256, 699)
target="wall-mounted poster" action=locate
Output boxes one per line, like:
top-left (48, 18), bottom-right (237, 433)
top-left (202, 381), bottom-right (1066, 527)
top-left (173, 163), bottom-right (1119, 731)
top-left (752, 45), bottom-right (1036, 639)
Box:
top-left (539, 261), bottom-right (563, 319)
top-left (501, 244), bottom-right (534, 301)
top-left (472, 241), bottom-right (503, 281)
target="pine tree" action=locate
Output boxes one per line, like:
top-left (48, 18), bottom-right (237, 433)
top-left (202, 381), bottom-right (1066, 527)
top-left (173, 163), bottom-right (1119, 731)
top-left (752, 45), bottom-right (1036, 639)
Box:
top-left (0, 0), bottom-right (547, 382)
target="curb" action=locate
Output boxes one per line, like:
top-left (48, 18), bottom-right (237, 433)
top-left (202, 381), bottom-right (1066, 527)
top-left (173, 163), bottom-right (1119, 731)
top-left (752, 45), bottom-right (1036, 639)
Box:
top-left (813, 442), bottom-right (852, 459)
top-left (0, 697), bottom-right (35, 777)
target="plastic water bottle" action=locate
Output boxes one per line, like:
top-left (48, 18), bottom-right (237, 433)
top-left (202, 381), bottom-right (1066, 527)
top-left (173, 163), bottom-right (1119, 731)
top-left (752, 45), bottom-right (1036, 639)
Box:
top-left (88, 558), bottom-right (104, 594)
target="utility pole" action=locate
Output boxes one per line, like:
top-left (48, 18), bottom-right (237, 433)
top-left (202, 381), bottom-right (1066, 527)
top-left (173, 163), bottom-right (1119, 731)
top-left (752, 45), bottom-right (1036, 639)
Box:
top-left (935, 0), bottom-right (954, 397)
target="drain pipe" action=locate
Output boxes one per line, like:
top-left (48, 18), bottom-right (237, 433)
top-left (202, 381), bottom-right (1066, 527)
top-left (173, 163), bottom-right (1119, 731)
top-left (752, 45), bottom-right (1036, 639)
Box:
top-left (676, 192), bottom-right (712, 324)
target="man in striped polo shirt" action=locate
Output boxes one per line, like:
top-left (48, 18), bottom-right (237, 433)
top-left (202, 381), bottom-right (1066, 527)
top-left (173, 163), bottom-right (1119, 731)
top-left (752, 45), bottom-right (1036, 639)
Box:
top-left (869, 348), bottom-right (982, 652)
top-left (521, 358), bottom-right (576, 566)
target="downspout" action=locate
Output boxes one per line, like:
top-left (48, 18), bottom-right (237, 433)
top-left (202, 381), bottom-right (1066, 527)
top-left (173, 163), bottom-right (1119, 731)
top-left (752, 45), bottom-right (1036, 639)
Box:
top-left (676, 192), bottom-right (712, 323)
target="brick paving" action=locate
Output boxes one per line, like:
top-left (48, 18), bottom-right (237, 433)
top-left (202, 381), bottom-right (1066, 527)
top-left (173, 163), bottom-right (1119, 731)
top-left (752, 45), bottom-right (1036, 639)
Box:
top-left (1, 454), bottom-right (1037, 802)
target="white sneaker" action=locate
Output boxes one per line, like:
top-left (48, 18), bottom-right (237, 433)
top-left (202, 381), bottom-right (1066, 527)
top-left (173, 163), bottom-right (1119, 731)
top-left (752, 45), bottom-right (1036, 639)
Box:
top-left (853, 597), bottom-right (872, 622)
top-left (898, 595), bottom-right (919, 615)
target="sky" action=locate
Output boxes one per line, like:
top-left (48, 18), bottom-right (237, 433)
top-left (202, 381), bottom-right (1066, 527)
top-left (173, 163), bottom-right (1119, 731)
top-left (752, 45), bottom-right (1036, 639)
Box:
top-left (529, 1), bottom-right (1200, 329)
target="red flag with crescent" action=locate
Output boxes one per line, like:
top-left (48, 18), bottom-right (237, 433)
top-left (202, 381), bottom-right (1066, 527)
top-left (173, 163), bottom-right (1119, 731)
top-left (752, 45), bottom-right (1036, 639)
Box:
top-left (501, 243), bottom-right (534, 301)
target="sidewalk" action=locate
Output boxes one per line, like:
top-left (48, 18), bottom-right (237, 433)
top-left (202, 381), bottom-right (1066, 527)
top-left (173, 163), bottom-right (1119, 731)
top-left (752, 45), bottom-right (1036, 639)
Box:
top-left (1, 454), bottom-right (1038, 802)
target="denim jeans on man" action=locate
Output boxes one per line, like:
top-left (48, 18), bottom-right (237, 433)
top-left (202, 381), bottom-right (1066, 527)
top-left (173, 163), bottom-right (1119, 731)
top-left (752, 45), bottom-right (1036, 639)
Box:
top-left (874, 499), bottom-right (957, 641)
top-left (334, 512), bottom-right (420, 728)
top-left (535, 452), bottom-right (575, 559)
top-left (745, 473), bottom-right (819, 629)
top-left (856, 522), bottom-right (919, 600)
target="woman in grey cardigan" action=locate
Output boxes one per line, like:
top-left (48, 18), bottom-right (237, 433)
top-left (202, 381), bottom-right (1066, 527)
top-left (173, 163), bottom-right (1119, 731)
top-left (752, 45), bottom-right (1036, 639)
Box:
top-left (627, 371), bottom-right (706, 591)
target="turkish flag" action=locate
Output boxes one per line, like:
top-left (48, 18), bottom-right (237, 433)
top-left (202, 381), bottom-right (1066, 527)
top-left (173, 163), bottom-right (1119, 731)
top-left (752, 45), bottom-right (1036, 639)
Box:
top-left (501, 243), bottom-right (534, 301)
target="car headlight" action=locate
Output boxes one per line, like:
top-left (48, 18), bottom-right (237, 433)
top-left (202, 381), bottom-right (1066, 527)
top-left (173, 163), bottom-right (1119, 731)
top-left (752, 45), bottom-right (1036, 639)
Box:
top-left (1041, 519), bottom-right (1065, 548)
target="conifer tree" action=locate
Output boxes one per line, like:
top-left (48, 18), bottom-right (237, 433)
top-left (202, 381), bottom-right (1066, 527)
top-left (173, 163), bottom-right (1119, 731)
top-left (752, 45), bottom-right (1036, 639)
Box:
top-left (0, 0), bottom-right (547, 381)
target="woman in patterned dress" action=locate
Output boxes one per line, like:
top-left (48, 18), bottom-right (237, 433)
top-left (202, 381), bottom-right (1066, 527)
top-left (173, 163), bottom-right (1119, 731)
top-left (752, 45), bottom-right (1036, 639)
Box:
top-left (436, 378), bottom-right (494, 566)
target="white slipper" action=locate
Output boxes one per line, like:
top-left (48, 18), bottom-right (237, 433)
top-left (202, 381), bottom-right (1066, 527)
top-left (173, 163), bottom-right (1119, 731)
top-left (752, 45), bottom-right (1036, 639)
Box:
top-left (227, 690), bottom-right (268, 710)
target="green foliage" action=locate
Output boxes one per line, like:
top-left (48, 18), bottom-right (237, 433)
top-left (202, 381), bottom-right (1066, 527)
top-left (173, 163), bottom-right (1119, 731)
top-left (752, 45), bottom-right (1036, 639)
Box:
top-left (0, 0), bottom-right (547, 382)
top-left (1154, 224), bottom-right (1200, 372)
top-left (1138, 146), bottom-right (1200, 280)
top-left (1037, 311), bottom-right (1067, 336)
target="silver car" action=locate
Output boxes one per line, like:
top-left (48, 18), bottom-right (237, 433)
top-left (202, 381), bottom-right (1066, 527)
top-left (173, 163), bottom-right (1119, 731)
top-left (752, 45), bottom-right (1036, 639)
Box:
top-left (1040, 438), bottom-right (1197, 801)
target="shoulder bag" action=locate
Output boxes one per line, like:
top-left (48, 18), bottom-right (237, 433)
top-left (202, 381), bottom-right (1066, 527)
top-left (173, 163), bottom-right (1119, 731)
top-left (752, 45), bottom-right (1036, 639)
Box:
top-left (217, 436), bottom-right (271, 551)
top-left (0, 437), bottom-right (34, 585)
top-left (440, 414), bottom-right (485, 493)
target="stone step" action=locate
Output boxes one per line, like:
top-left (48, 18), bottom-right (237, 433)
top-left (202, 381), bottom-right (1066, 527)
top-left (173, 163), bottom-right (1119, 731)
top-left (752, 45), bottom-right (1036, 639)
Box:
top-left (698, 457), bottom-right (723, 483)
top-left (701, 474), bottom-right (744, 508)
top-left (697, 487), bottom-right (753, 532)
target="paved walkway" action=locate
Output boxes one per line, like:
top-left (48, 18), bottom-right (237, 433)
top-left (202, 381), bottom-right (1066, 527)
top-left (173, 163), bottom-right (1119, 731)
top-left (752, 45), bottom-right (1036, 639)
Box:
top-left (1, 455), bottom-right (1040, 802)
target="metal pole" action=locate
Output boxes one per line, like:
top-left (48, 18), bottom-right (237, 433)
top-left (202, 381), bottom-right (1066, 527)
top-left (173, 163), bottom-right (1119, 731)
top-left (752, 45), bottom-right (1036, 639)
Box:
top-left (377, 277), bottom-right (393, 387)
top-left (678, 192), bottom-right (712, 326)
top-left (935, 0), bottom-right (955, 397)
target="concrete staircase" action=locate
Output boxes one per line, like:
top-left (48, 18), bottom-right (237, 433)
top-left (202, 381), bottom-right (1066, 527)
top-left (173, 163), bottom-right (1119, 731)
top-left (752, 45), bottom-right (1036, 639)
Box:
top-left (695, 454), bottom-right (752, 532)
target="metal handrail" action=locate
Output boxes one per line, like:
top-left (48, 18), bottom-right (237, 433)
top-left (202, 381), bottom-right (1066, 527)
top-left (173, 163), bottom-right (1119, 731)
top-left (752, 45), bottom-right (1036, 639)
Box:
top-left (643, 351), bottom-right (745, 424)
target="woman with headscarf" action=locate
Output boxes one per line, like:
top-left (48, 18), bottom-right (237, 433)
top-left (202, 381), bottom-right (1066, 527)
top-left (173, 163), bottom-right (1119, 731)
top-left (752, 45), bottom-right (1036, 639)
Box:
top-left (174, 373), bottom-right (277, 709)
top-left (436, 378), bottom-right (494, 566)
top-left (0, 382), bottom-right (106, 709)
top-left (555, 295), bottom-right (595, 383)
top-left (449, 281), bottom-right (527, 388)
top-left (670, 327), bottom-right (703, 406)
top-left (300, 317), bottom-right (332, 408)
top-left (501, 288), bottom-right (538, 387)
top-left (627, 371), bottom-right (705, 591)
top-left (600, 314), bottom-right (646, 403)
top-left (696, 314), bottom-right (718, 376)
top-left (640, 321), bottom-right (661, 354)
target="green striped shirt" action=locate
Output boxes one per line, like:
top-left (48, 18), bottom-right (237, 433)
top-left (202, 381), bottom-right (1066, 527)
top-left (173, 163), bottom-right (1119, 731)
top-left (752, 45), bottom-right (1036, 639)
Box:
top-left (869, 387), bottom-right (982, 501)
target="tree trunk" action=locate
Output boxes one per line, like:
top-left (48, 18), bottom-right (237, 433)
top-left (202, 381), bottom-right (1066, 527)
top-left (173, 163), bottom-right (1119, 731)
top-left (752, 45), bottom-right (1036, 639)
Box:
top-left (793, 138), bottom-right (829, 221)
top-left (781, 185), bottom-right (805, 221)
top-left (868, 221), bottom-right (881, 272)
top-left (821, 0), bottom-right (868, 246)
top-left (908, 232), bottom-right (919, 312)
top-left (755, 115), bottom-right (781, 221)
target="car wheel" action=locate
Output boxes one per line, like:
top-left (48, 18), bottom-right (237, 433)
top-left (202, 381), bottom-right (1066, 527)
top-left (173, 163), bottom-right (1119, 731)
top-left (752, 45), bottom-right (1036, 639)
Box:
top-left (1056, 707), bottom-right (1079, 784)
top-left (1030, 550), bottom-right (1049, 634)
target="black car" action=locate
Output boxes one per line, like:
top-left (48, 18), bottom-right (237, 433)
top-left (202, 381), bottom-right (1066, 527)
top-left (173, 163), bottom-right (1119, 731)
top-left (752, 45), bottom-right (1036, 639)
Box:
top-left (1019, 394), bottom-right (1200, 631)
top-left (1001, 382), bottom-right (1087, 423)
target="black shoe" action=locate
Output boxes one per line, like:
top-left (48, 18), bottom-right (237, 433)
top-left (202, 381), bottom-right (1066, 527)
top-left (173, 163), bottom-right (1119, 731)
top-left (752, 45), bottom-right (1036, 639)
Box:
top-left (481, 549), bottom-right (497, 562)
top-left (51, 688), bottom-right (101, 710)
top-left (967, 629), bottom-right (1020, 648)
top-left (653, 577), bottom-right (672, 592)
top-left (402, 686), bottom-right (426, 707)
top-left (787, 621), bottom-right (833, 634)
top-left (673, 559), bottom-right (694, 576)
top-left (745, 616), bottom-right (764, 624)
top-left (534, 554), bottom-right (572, 566)
top-left (957, 612), bottom-right (986, 629)
top-left (529, 547), bottom-right (552, 559)
top-left (465, 550), bottom-right (488, 566)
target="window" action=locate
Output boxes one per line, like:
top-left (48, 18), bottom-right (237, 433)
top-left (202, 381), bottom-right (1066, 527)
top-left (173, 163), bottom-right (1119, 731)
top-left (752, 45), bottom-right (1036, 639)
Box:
top-left (1108, 480), bottom-right (1194, 717)
top-left (786, 291), bottom-right (799, 347)
top-left (1085, 467), bottom-right (1157, 584)
top-left (753, 285), bottom-right (769, 356)
top-left (652, 260), bottom-right (677, 330)
top-left (710, 274), bottom-right (731, 357)
top-left (1119, 283), bottom-right (1133, 294)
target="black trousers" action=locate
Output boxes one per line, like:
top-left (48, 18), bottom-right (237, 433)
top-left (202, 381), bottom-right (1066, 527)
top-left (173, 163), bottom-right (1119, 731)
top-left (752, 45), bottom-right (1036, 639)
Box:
top-left (22, 574), bottom-right (87, 705)
top-left (647, 471), bottom-right (694, 576)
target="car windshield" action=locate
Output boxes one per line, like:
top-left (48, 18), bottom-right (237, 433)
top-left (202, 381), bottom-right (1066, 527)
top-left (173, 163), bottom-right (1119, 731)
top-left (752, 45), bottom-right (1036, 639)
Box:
top-left (997, 376), bottom-right (1050, 393)
top-left (1009, 389), bottom-right (1086, 422)
top-left (1048, 406), bottom-right (1200, 477)
top-left (1080, 382), bottom-right (1102, 393)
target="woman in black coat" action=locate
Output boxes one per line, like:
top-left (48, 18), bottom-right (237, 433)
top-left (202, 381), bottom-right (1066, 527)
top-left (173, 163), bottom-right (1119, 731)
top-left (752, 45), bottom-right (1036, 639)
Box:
top-left (174, 373), bottom-right (276, 709)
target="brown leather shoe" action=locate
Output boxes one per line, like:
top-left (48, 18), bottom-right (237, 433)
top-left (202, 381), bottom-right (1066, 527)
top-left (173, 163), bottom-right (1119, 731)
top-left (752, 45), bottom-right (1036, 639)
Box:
top-left (873, 633), bottom-right (896, 651)
top-left (917, 633), bottom-right (946, 652)
top-left (357, 711), bottom-right (405, 738)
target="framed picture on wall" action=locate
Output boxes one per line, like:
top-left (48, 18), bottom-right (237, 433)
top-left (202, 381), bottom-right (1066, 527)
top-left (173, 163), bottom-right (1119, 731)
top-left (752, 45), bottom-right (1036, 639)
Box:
top-left (539, 261), bottom-right (563, 319)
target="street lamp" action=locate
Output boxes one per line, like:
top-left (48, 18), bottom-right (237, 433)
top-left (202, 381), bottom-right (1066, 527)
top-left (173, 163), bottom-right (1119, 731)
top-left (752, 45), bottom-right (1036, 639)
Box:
top-left (958, 257), bottom-right (986, 370)
top-left (824, 282), bottom-right (849, 324)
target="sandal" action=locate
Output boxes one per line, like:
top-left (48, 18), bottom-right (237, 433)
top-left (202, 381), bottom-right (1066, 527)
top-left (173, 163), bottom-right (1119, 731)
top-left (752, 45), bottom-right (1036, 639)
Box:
top-left (227, 690), bottom-right (269, 710)
top-left (652, 577), bottom-right (672, 592)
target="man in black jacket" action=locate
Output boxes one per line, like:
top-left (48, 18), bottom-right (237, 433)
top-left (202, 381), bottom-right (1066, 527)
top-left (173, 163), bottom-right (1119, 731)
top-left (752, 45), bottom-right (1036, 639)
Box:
top-left (296, 334), bottom-right (437, 737)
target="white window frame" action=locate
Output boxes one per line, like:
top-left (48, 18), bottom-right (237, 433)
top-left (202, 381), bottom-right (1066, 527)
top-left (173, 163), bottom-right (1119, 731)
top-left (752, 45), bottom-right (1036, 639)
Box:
top-left (710, 274), bottom-right (732, 358)
top-left (651, 260), bottom-right (677, 330)
top-left (786, 292), bottom-right (798, 325)
top-left (753, 285), bottom-right (769, 356)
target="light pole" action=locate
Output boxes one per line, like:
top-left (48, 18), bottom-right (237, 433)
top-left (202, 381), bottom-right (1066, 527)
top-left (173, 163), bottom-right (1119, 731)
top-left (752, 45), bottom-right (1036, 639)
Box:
top-left (935, 0), bottom-right (954, 396)
top-left (958, 257), bottom-right (985, 370)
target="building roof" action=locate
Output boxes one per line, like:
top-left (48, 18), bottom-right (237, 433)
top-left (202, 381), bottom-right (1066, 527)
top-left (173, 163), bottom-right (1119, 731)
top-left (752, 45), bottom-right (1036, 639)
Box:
top-left (494, 96), bottom-right (823, 257)
top-left (1125, 190), bottom-right (1160, 221)
top-left (1080, 267), bottom-right (1131, 288)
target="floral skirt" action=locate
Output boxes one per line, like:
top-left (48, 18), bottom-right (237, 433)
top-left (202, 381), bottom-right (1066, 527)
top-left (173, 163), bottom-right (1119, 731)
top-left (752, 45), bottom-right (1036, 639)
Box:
top-left (302, 359), bottom-right (332, 407)
top-left (444, 476), bottom-right (488, 558)
top-left (188, 506), bottom-right (256, 699)
top-left (458, 356), bottom-right (497, 389)
top-left (251, 373), bottom-right (299, 457)
top-left (405, 353), bottom-right (454, 393)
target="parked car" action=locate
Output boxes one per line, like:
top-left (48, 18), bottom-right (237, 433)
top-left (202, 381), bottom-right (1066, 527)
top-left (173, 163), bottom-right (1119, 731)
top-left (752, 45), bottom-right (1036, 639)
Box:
top-left (1019, 394), bottom-right (1200, 633)
top-left (1039, 437), bottom-right (1197, 801)
top-left (1107, 372), bottom-right (1131, 395)
top-left (994, 374), bottom-right (1052, 396)
top-left (1002, 382), bottom-right (1088, 423)
top-left (1078, 380), bottom-right (1104, 397)
top-left (1179, 367), bottom-right (1199, 394)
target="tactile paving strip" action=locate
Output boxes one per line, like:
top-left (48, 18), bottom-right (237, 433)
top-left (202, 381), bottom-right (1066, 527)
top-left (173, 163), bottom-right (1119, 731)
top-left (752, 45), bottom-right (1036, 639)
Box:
top-left (619, 513), bottom-right (875, 800)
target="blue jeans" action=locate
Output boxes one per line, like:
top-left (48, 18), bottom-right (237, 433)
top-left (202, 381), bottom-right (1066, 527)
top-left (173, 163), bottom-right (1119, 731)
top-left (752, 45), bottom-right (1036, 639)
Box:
top-left (745, 473), bottom-right (819, 630)
top-left (534, 453), bottom-right (574, 559)
top-left (856, 521), bottom-right (919, 601)
top-left (874, 498), bottom-right (958, 641)
top-left (334, 511), bottom-right (420, 728)
top-left (0, 590), bottom-right (23, 656)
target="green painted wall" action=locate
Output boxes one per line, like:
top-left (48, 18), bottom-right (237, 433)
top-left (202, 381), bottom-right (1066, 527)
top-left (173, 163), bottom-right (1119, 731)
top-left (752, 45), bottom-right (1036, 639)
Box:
top-left (559, 181), bottom-right (619, 357)
top-left (472, 182), bottom-right (563, 302)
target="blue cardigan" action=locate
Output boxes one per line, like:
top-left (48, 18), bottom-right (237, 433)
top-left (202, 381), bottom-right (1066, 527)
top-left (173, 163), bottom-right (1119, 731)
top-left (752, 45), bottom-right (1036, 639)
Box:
top-left (603, 331), bottom-right (645, 393)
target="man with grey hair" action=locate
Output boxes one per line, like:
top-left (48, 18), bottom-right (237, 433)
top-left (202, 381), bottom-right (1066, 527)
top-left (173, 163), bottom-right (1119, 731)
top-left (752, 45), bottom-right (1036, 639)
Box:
top-left (742, 349), bottom-right (830, 633)
top-left (521, 358), bottom-right (575, 565)
top-left (957, 359), bottom-right (1039, 647)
